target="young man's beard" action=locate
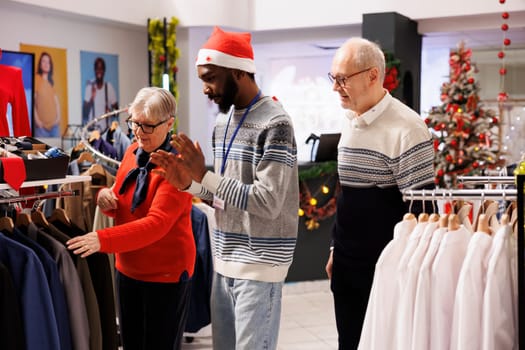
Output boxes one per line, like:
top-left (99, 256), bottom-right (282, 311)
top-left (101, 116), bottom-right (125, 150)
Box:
top-left (216, 72), bottom-right (239, 114)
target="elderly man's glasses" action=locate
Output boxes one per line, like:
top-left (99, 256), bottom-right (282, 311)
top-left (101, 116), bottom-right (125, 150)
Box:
top-left (328, 67), bottom-right (373, 87)
top-left (126, 117), bottom-right (169, 134)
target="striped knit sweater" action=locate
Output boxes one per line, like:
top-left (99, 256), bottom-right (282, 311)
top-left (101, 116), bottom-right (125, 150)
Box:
top-left (188, 96), bottom-right (299, 282)
top-left (333, 92), bottom-right (435, 265)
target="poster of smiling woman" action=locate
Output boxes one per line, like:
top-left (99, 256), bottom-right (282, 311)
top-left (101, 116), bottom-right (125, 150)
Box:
top-left (20, 43), bottom-right (68, 139)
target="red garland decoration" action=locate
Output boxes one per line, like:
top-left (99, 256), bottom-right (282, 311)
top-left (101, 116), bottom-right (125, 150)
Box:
top-left (498, 1), bottom-right (509, 102)
top-left (383, 51), bottom-right (401, 93)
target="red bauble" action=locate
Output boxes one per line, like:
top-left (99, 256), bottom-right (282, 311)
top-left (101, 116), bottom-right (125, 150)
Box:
top-left (450, 139), bottom-right (458, 147)
top-left (498, 92), bottom-right (509, 102)
top-left (479, 133), bottom-right (486, 140)
top-left (492, 117), bottom-right (499, 124)
top-left (172, 66), bottom-right (179, 73)
top-left (504, 38), bottom-right (511, 46)
top-left (446, 154), bottom-right (453, 163)
top-left (158, 55), bottom-right (166, 63)
top-left (473, 161), bottom-right (479, 169)
top-left (467, 77), bottom-right (474, 84)
top-left (437, 169), bottom-right (444, 177)
top-left (464, 64), bottom-right (471, 71)
top-left (498, 51), bottom-right (505, 59)
top-left (458, 183), bottom-right (465, 189)
top-left (499, 0), bottom-right (505, 3)
top-left (501, 23), bottom-right (509, 31)
top-left (500, 68), bottom-right (507, 75)
top-left (502, 12), bottom-right (509, 19)
top-left (424, 118), bottom-right (431, 125)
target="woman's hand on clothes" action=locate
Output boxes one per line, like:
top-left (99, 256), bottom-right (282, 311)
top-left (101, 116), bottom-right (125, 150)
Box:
top-left (150, 150), bottom-right (193, 190)
top-left (97, 187), bottom-right (118, 210)
top-left (170, 132), bottom-right (207, 183)
top-left (66, 232), bottom-right (101, 258)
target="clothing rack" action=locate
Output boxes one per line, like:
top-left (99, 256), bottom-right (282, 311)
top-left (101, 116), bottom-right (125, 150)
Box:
top-left (403, 175), bottom-right (524, 348)
top-left (0, 189), bottom-right (79, 205)
top-left (81, 107), bottom-right (128, 166)
top-left (402, 188), bottom-right (517, 201)
top-left (456, 175), bottom-right (516, 186)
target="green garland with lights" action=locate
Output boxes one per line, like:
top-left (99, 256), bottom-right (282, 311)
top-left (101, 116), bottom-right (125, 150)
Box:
top-left (148, 16), bottom-right (180, 132)
top-left (298, 161), bottom-right (339, 230)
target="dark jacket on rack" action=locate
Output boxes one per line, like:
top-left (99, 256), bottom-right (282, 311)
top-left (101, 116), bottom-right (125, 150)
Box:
top-left (11, 228), bottom-right (73, 350)
top-left (51, 219), bottom-right (118, 350)
top-left (0, 232), bottom-right (60, 350)
top-left (185, 205), bottom-right (213, 333)
top-left (42, 223), bottom-right (103, 350)
top-left (0, 261), bottom-right (25, 350)
top-left (33, 223), bottom-right (91, 350)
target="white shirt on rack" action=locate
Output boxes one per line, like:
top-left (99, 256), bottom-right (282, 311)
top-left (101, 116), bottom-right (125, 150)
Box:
top-left (396, 220), bottom-right (439, 350)
top-left (358, 217), bottom-right (416, 350)
top-left (411, 225), bottom-right (447, 350)
top-left (481, 224), bottom-right (517, 350)
top-left (430, 225), bottom-right (471, 350)
top-left (450, 231), bottom-right (493, 350)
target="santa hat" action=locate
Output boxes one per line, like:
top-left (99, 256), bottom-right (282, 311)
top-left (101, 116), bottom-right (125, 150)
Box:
top-left (196, 26), bottom-right (256, 73)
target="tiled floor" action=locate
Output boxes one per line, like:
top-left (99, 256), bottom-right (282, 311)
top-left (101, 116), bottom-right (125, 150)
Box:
top-left (182, 279), bottom-right (338, 350)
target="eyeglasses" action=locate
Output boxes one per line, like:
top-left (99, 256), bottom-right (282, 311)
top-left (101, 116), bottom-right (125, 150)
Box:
top-left (327, 67), bottom-right (373, 87)
top-left (126, 117), bottom-right (169, 134)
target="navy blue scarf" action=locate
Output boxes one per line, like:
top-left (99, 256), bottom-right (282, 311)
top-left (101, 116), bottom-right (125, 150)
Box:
top-left (118, 135), bottom-right (172, 212)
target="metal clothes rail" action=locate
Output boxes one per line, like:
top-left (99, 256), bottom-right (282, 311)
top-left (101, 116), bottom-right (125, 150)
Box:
top-left (80, 107), bottom-right (128, 167)
top-left (402, 188), bottom-right (517, 202)
top-left (0, 189), bottom-right (79, 204)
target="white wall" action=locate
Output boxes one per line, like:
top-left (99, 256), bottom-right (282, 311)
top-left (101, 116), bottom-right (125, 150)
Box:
top-left (0, 1), bottom-right (149, 146)
top-left (9, 0), bottom-right (525, 31)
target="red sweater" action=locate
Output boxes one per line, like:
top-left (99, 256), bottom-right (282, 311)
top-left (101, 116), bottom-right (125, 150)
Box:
top-left (0, 65), bottom-right (31, 136)
top-left (97, 143), bottom-right (195, 283)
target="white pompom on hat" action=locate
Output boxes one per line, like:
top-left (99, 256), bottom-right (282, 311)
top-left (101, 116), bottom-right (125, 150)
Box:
top-left (195, 26), bottom-right (256, 73)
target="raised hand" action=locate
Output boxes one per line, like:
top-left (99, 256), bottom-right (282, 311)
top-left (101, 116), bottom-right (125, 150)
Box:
top-left (170, 132), bottom-right (208, 183)
top-left (150, 150), bottom-right (193, 190)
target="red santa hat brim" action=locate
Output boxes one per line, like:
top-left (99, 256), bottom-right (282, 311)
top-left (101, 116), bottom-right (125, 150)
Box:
top-left (196, 27), bottom-right (256, 73)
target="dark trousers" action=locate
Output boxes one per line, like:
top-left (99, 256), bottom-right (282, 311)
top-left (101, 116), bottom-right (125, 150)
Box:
top-left (116, 271), bottom-right (192, 350)
top-left (331, 258), bottom-right (375, 350)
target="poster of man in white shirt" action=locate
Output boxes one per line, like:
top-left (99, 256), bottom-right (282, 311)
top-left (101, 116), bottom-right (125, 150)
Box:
top-left (81, 52), bottom-right (119, 132)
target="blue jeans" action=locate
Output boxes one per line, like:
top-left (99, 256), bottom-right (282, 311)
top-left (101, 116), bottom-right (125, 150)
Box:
top-left (34, 124), bottom-right (59, 138)
top-left (211, 272), bottom-right (283, 350)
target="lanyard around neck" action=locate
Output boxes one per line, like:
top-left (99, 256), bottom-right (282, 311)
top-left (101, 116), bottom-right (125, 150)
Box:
top-left (221, 90), bottom-right (262, 175)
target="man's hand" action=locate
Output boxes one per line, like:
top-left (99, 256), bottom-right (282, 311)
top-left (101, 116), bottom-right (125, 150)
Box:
top-left (150, 150), bottom-right (193, 190)
top-left (170, 132), bottom-right (208, 183)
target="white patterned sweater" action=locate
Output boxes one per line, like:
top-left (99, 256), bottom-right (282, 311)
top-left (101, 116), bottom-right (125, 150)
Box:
top-left (188, 96), bottom-right (299, 283)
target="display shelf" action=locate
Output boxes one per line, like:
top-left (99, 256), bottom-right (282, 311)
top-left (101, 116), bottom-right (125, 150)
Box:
top-left (0, 175), bottom-right (92, 191)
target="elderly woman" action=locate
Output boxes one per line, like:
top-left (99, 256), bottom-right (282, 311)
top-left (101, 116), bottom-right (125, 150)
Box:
top-left (67, 87), bottom-right (195, 350)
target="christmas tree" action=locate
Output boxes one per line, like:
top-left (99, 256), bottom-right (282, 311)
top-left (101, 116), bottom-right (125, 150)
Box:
top-left (424, 42), bottom-right (504, 188)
